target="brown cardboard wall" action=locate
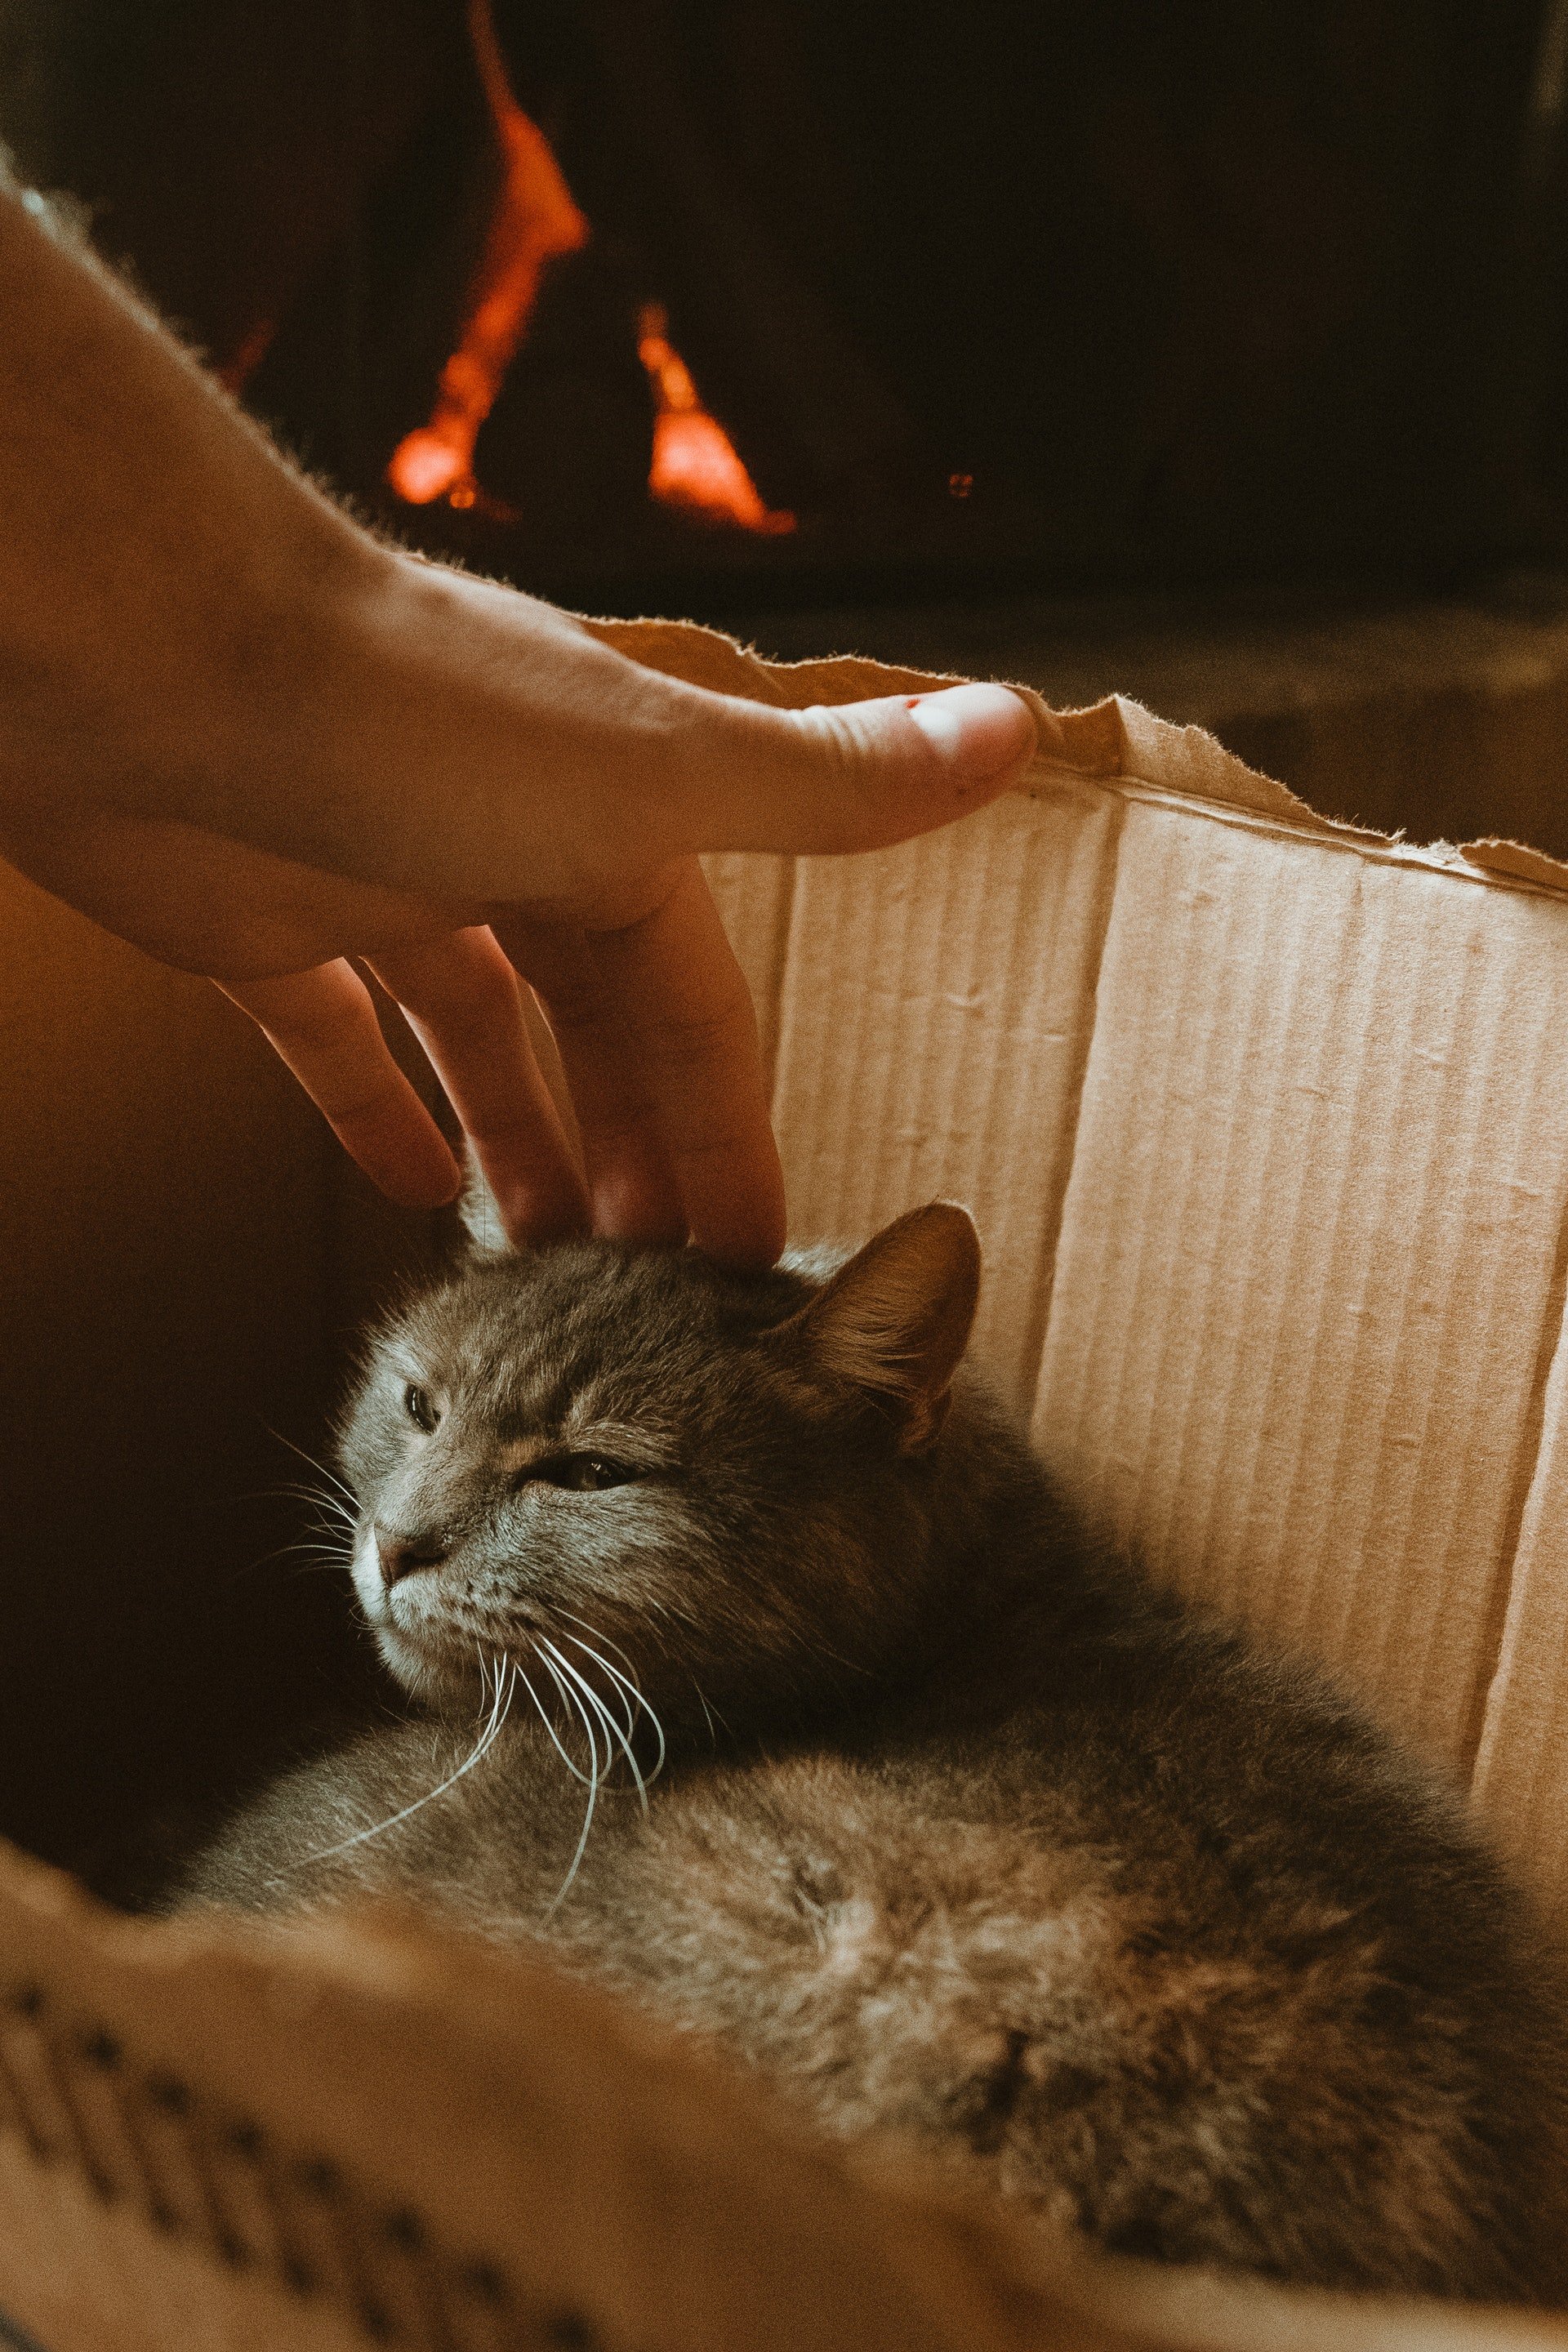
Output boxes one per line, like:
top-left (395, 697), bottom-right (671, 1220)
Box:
top-left (1472, 1332), bottom-right (1568, 1894)
top-left (764, 779), bottom-right (1122, 1398)
top-left (1033, 807), bottom-right (1568, 1775)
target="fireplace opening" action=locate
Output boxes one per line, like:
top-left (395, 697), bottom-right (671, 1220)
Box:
top-left (9, 0), bottom-right (1568, 617)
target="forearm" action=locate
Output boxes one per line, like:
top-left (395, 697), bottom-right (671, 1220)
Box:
top-left (0, 165), bottom-right (1036, 914)
top-left (0, 171), bottom-right (382, 838)
top-left (0, 167), bottom-right (693, 903)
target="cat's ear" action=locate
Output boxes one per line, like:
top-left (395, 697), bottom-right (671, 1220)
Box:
top-left (457, 1156), bottom-right (511, 1258)
top-left (775, 1203), bottom-right (980, 1454)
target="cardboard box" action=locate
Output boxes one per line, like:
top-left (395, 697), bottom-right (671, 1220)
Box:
top-left (2, 621), bottom-right (1566, 2349)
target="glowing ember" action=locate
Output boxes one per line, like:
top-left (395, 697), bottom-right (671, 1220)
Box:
top-left (386, 0), bottom-right (588, 506)
top-left (638, 305), bottom-right (795, 536)
top-left (219, 316), bottom-right (277, 397)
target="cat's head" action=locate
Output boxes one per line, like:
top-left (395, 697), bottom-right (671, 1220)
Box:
top-left (336, 1203), bottom-right (982, 1744)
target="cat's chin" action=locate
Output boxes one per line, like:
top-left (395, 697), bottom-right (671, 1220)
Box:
top-left (370, 1621), bottom-right (482, 1705)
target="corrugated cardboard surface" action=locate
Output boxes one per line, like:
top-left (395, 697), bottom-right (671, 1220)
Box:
top-left (1033, 806), bottom-right (1568, 1775)
top-left (768, 778), bottom-right (1120, 1397)
top-left (1472, 1325), bottom-right (1568, 1895)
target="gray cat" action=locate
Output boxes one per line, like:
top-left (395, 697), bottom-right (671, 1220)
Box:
top-left (179, 1202), bottom-right (1568, 2301)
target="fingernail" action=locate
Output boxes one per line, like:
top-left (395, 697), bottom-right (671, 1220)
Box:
top-left (906, 684), bottom-right (1038, 786)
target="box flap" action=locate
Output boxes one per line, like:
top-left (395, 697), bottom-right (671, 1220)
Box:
top-left (1, 1837), bottom-right (1563, 2351)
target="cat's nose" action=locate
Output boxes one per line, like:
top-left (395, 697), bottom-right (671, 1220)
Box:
top-left (375, 1526), bottom-right (448, 1587)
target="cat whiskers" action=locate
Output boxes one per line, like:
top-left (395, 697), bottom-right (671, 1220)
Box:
top-left (553, 1613), bottom-right (667, 1787)
top-left (301, 1647), bottom-right (516, 1863)
top-left (261, 1426), bottom-right (361, 1517)
top-left (283, 1488), bottom-right (357, 1552)
top-left (229, 1475), bottom-right (359, 1584)
top-left (534, 1645), bottom-right (604, 1912)
top-left (276, 1548), bottom-right (354, 1580)
top-left (537, 1637), bottom-right (650, 1811)
top-left (510, 1616), bottom-right (666, 1798)
top-left (514, 1659), bottom-right (596, 1787)
top-left (511, 1633), bottom-right (660, 1912)
top-left (689, 1677), bottom-right (728, 1749)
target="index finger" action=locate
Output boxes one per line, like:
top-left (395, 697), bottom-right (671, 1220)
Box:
top-left (220, 960), bottom-right (462, 1208)
top-left (368, 926), bottom-right (592, 1248)
top-left (500, 861), bottom-right (785, 1267)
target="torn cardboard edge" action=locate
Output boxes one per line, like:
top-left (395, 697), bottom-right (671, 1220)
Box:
top-left (580, 612), bottom-right (1568, 898)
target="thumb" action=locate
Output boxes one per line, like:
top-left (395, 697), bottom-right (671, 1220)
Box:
top-left (673, 682), bottom-right (1048, 858)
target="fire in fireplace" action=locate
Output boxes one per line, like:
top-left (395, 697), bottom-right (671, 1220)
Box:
top-left (382, 0), bottom-right (590, 517)
top-left (378, 2), bottom-right (791, 543)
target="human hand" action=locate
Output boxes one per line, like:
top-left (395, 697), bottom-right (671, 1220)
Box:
top-left (1, 556), bottom-right (1036, 1265)
top-left (0, 177), bottom-right (1037, 1263)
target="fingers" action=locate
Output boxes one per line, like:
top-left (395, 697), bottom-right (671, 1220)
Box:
top-left (220, 963), bottom-right (461, 1208)
top-left (492, 916), bottom-right (689, 1253)
top-left (497, 859), bottom-right (786, 1267)
top-left (672, 682), bottom-right (1043, 861)
top-left (588, 864), bottom-right (782, 1265)
top-left (226, 898), bottom-right (783, 1264)
top-left (367, 927), bottom-right (590, 1246)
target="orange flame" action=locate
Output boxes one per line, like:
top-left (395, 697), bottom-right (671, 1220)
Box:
top-left (388, 0), bottom-right (791, 537)
top-left (638, 305), bottom-right (795, 536)
top-left (387, 0), bottom-right (589, 506)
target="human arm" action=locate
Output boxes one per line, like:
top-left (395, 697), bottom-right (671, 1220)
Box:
top-left (0, 175), bottom-right (1038, 1263)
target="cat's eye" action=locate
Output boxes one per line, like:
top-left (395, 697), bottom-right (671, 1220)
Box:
top-left (403, 1383), bottom-right (439, 1434)
top-left (535, 1453), bottom-right (635, 1493)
